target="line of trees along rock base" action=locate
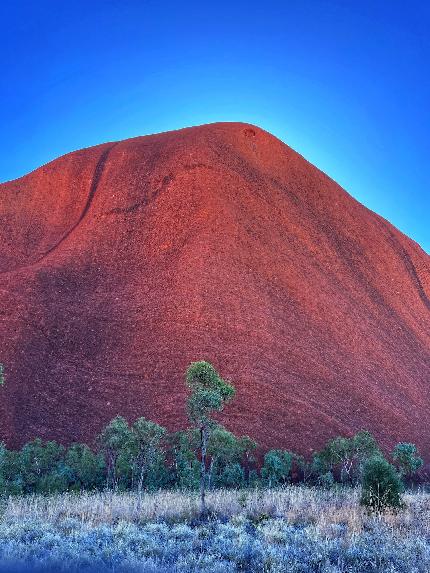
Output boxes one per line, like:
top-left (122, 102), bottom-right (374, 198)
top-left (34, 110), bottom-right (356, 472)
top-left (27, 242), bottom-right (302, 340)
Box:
top-left (0, 362), bottom-right (425, 513)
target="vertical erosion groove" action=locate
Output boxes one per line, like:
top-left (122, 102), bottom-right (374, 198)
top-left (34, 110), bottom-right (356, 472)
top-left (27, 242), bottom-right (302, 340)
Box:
top-left (382, 221), bottom-right (430, 312)
top-left (37, 143), bottom-right (117, 263)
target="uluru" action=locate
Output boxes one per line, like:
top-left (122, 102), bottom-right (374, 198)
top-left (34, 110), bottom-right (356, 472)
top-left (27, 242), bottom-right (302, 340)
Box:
top-left (0, 122), bottom-right (429, 457)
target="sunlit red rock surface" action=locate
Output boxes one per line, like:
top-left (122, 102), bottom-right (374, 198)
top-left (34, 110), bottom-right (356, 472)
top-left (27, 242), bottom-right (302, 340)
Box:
top-left (0, 123), bottom-right (429, 457)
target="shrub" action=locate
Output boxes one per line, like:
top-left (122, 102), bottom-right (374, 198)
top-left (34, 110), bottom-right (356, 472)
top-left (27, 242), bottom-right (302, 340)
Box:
top-left (293, 454), bottom-right (312, 484)
top-left (19, 439), bottom-right (68, 494)
top-left (170, 430), bottom-right (200, 490)
top-left (216, 462), bottom-right (245, 488)
top-left (130, 417), bottom-right (169, 492)
top-left (313, 430), bottom-right (380, 485)
top-left (65, 443), bottom-right (105, 490)
top-left (238, 436), bottom-right (257, 486)
top-left (360, 455), bottom-right (404, 512)
top-left (261, 449), bottom-right (293, 487)
top-left (0, 444), bottom-right (23, 495)
top-left (318, 471), bottom-right (335, 488)
top-left (392, 442), bottom-right (423, 478)
top-left (97, 416), bottom-right (134, 489)
top-left (207, 426), bottom-right (242, 488)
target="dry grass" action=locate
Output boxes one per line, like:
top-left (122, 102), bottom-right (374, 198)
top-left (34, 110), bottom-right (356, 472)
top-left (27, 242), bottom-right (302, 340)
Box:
top-left (2, 486), bottom-right (429, 538)
top-left (1, 488), bottom-right (429, 572)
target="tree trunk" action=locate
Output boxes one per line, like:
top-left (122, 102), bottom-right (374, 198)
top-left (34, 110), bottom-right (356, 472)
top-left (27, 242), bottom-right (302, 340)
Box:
top-left (200, 426), bottom-right (208, 518)
top-left (108, 451), bottom-right (116, 490)
top-left (208, 457), bottom-right (215, 490)
top-left (135, 463), bottom-right (145, 514)
top-left (138, 462), bottom-right (145, 496)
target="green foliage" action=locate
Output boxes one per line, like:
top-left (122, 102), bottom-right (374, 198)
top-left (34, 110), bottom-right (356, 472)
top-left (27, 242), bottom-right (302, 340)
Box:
top-left (208, 426), bottom-right (242, 464)
top-left (392, 443), bottom-right (423, 478)
top-left (294, 454), bottom-right (313, 484)
top-left (170, 430), bottom-right (200, 490)
top-left (360, 455), bottom-right (404, 512)
top-left (207, 425), bottom-right (244, 488)
top-left (0, 443), bottom-right (23, 494)
top-left (217, 462), bottom-right (245, 488)
top-left (65, 443), bottom-right (105, 490)
top-left (186, 361), bottom-right (235, 515)
top-left (238, 435), bottom-right (258, 485)
top-left (19, 438), bottom-right (68, 494)
top-left (130, 417), bottom-right (169, 491)
top-left (0, 354), bottom-right (426, 502)
top-left (318, 471), bottom-right (335, 488)
top-left (261, 449), bottom-right (293, 487)
top-left (97, 416), bottom-right (134, 489)
top-left (97, 416), bottom-right (169, 491)
top-left (248, 469), bottom-right (260, 487)
top-left (186, 361), bottom-right (235, 428)
top-left (353, 430), bottom-right (381, 459)
top-left (313, 431), bottom-right (381, 484)
top-left (98, 416), bottom-right (132, 454)
top-left (0, 363), bottom-right (4, 386)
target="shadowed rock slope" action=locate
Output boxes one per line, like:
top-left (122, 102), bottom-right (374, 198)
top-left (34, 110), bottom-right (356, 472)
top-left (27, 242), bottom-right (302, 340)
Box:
top-left (0, 123), bottom-right (429, 456)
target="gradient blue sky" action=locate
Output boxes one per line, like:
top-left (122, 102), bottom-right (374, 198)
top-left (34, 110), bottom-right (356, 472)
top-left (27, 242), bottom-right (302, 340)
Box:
top-left (1, 1), bottom-right (429, 252)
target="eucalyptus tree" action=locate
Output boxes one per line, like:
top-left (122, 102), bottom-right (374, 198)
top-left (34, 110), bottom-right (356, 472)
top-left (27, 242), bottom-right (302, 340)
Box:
top-left (98, 416), bottom-right (133, 489)
top-left (261, 449), bottom-right (293, 487)
top-left (170, 429), bottom-right (200, 489)
top-left (207, 425), bottom-right (242, 488)
top-left (131, 417), bottom-right (167, 493)
top-left (360, 455), bottom-right (404, 512)
top-left (313, 430), bottom-right (380, 484)
top-left (185, 361), bottom-right (235, 516)
top-left (392, 442), bottom-right (423, 479)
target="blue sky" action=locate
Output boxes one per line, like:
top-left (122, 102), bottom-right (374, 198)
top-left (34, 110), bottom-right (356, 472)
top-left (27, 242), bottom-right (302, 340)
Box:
top-left (1, 1), bottom-right (429, 252)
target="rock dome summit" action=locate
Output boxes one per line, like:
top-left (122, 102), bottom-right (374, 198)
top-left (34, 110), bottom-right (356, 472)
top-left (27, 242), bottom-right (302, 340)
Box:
top-left (0, 122), bottom-right (429, 455)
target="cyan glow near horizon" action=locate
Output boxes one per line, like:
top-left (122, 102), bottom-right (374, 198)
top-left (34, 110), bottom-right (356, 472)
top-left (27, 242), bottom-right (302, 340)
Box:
top-left (1, 1), bottom-right (429, 252)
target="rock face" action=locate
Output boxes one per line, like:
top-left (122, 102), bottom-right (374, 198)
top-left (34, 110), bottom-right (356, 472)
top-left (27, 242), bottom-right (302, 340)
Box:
top-left (0, 122), bottom-right (429, 456)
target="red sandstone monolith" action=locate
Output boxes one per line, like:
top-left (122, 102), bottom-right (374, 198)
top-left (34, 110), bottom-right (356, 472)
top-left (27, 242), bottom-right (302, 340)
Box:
top-left (0, 123), bottom-right (429, 456)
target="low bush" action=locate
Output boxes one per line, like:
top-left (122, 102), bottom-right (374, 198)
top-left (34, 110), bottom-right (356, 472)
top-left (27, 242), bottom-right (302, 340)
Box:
top-left (360, 455), bottom-right (404, 512)
top-left (392, 442), bottom-right (424, 479)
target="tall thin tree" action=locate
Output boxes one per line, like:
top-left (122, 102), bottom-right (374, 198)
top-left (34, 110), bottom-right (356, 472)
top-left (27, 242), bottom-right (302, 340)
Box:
top-left (185, 361), bottom-right (235, 517)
